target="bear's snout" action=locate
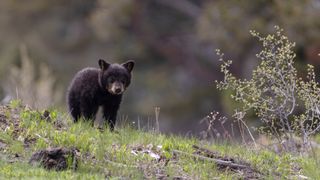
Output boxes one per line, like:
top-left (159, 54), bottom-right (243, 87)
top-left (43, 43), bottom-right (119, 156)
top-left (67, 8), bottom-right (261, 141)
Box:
top-left (108, 82), bottom-right (125, 95)
top-left (115, 87), bottom-right (122, 94)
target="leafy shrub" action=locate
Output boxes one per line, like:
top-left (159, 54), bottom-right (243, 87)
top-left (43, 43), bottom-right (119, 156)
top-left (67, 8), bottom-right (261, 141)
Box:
top-left (216, 26), bottom-right (320, 152)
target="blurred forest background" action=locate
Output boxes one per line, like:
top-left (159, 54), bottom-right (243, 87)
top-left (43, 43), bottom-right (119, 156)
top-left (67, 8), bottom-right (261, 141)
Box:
top-left (0, 0), bottom-right (320, 135)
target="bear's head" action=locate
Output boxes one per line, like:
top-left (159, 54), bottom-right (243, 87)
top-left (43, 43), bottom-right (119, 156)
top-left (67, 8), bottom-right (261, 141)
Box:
top-left (98, 59), bottom-right (135, 95)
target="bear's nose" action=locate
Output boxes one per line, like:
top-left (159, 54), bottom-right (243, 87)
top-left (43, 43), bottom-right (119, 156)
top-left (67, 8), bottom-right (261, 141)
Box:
top-left (115, 88), bottom-right (122, 94)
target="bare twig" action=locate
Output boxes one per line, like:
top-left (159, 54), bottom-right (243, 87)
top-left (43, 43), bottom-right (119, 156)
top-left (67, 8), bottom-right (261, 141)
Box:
top-left (233, 110), bottom-right (257, 148)
top-left (172, 149), bottom-right (251, 170)
top-left (192, 145), bottom-right (220, 157)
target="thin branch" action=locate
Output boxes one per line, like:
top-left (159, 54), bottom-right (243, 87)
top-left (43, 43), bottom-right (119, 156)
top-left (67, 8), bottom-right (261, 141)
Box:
top-left (235, 112), bottom-right (257, 148)
top-left (172, 149), bottom-right (252, 170)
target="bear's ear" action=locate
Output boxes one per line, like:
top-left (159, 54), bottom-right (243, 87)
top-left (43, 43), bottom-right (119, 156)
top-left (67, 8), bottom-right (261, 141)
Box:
top-left (122, 60), bottom-right (135, 73)
top-left (98, 59), bottom-right (110, 71)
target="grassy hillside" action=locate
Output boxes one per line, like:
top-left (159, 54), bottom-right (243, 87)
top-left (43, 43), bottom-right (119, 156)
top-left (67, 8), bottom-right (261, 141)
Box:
top-left (0, 100), bottom-right (318, 179)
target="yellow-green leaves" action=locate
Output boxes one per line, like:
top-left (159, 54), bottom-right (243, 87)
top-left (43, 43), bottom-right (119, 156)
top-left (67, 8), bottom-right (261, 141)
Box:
top-left (216, 26), bottom-right (320, 152)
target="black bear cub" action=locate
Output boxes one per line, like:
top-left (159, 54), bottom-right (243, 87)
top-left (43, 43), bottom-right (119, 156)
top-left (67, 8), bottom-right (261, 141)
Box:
top-left (67, 59), bottom-right (134, 131)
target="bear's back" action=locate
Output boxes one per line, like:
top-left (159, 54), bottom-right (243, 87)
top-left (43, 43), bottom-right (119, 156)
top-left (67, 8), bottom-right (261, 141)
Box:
top-left (68, 67), bottom-right (101, 95)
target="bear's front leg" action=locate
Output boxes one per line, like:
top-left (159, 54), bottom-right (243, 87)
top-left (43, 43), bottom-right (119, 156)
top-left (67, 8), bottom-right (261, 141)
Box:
top-left (103, 105), bottom-right (119, 131)
top-left (80, 99), bottom-right (99, 123)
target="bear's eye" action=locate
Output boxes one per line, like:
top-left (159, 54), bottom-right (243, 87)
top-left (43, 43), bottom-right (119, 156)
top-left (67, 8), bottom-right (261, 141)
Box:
top-left (108, 77), bottom-right (115, 83)
top-left (120, 78), bottom-right (127, 84)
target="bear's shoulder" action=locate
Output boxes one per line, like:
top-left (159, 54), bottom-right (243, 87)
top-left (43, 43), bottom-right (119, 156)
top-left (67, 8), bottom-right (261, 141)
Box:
top-left (68, 67), bottom-right (101, 90)
top-left (73, 67), bottom-right (100, 80)
top-left (77, 67), bottom-right (99, 75)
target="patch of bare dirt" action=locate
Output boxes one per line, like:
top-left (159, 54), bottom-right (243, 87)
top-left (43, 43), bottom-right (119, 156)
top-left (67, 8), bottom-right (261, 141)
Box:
top-left (0, 105), bottom-right (24, 137)
top-left (23, 136), bottom-right (37, 148)
top-left (130, 144), bottom-right (171, 179)
top-left (0, 106), bottom-right (10, 130)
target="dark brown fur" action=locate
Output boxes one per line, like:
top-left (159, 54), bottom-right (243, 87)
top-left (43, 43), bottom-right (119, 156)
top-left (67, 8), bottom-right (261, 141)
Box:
top-left (67, 59), bottom-right (134, 130)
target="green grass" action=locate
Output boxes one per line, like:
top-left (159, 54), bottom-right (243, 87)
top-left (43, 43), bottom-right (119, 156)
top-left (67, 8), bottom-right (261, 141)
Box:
top-left (0, 160), bottom-right (105, 179)
top-left (0, 100), bottom-right (319, 179)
